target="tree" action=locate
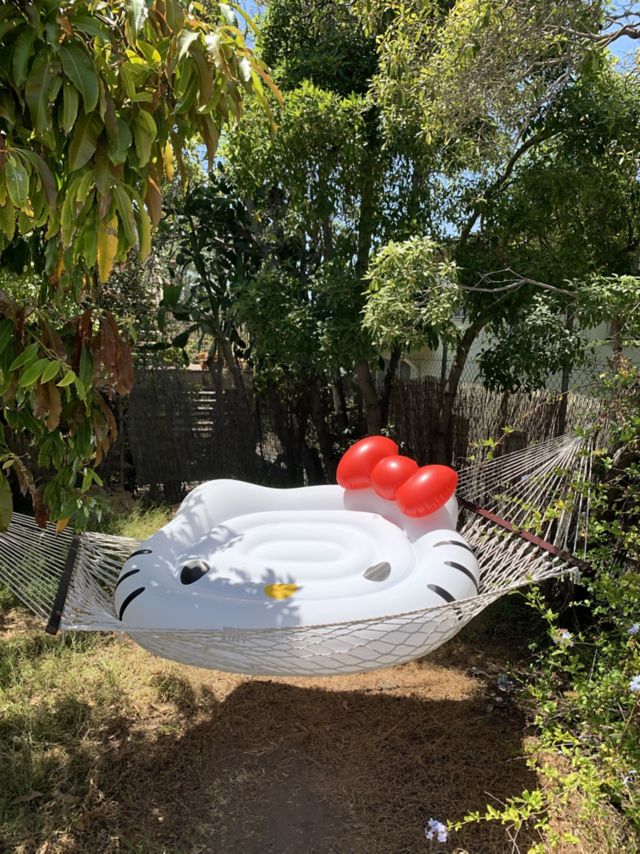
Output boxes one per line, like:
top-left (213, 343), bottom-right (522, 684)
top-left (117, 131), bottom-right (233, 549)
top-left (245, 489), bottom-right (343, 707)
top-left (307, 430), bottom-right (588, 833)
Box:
top-left (165, 0), bottom-right (640, 484)
top-left (162, 0), bottom-right (448, 480)
top-left (0, 0), bottom-right (274, 527)
top-left (356, 1), bottom-right (640, 460)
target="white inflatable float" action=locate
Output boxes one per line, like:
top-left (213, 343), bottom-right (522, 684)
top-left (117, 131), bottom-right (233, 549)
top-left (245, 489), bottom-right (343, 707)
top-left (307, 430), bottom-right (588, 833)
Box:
top-left (114, 437), bottom-right (480, 674)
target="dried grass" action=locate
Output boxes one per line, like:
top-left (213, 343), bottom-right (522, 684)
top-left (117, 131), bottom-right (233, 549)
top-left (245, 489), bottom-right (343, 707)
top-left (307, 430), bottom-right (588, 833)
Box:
top-left (1, 589), bottom-right (612, 854)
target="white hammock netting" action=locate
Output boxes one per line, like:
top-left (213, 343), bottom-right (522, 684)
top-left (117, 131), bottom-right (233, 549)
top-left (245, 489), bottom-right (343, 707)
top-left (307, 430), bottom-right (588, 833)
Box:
top-left (0, 433), bottom-right (592, 676)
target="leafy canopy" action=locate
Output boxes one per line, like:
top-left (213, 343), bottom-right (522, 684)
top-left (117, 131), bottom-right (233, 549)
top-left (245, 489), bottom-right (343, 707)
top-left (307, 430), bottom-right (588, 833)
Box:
top-left (0, 0), bottom-right (276, 289)
top-left (0, 0), bottom-right (273, 528)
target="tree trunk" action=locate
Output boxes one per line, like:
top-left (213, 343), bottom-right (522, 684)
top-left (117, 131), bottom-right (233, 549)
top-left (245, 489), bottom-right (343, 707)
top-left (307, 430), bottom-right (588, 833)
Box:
top-left (209, 325), bottom-right (250, 410)
top-left (434, 320), bottom-right (484, 463)
top-left (380, 346), bottom-right (401, 428)
top-left (611, 316), bottom-right (623, 355)
top-left (307, 380), bottom-right (337, 482)
top-left (332, 371), bottom-right (349, 434)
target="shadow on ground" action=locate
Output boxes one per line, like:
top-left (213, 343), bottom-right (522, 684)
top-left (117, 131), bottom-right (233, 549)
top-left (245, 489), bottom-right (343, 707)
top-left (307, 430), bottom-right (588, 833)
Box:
top-left (60, 676), bottom-right (538, 853)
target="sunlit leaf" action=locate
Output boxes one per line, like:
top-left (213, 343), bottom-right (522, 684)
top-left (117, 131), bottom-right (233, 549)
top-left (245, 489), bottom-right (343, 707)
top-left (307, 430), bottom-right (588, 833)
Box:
top-left (96, 213), bottom-right (119, 282)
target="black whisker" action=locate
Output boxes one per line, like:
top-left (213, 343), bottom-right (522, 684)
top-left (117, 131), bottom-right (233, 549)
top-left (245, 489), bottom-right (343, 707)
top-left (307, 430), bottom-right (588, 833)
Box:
top-left (115, 568), bottom-right (140, 590)
top-left (126, 549), bottom-right (152, 560)
top-left (118, 587), bottom-right (145, 621)
top-left (427, 583), bottom-right (455, 603)
top-left (434, 540), bottom-right (475, 553)
top-left (444, 560), bottom-right (479, 591)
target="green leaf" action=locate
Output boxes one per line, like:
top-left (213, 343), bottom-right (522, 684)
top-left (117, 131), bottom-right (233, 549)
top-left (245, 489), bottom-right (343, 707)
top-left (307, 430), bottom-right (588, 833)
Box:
top-left (108, 118), bottom-right (133, 165)
top-left (25, 52), bottom-right (56, 134)
top-left (82, 209), bottom-right (98, 267)
top-left (172, 329), bottom-right (190, 348)
top-left (0, 472), bottom-right (13, 531)
top-left (20, 151), bottom-right (57, 208)
top-left (0, 202), bottom-right (16, 241)
top-left (5, 155), bottom-right (29, 209)
top-left (113, 184), bottom-right (137, 248)
top-left (0, 91), bottom-right (16, 126)
top-left (73, 374), bottom-right (86, 402)
top-left (79, 346), bottom-right (92, 391)
top-left (137, 41), bottom-right (162, 68)
top-left (9, 342), bottom-right (38, 371)
top-left (119, 62), bottom-right (137, 101)
top-left (19, 357), bottom-right (49, 387)
top-left (75, 170), bottom-right (95, 204)
top-left (0, 319), bottom-right (13, 355)
top-left (57, 370), bottom-right (77, 387)
top-left (40, 360), bottom-right (60, 384)
top-left (72, 15), bottom-right (112, 41)
top-left (60, 44), bottom-right (99, 114)
top-left (68, 112), bottom-right (103, 171)
top-left (133, 110), bottom-right (156, 167)
top-left (162, 283), bottom-right (182, 308)
top-left (12, 27), bottom-right (36, 87)
top-left (165, 0), bottom-right (185, 31)
top-left (191, 43), bottom-right (213, 108)
top-left (61, 82), bottom-right (79, 134)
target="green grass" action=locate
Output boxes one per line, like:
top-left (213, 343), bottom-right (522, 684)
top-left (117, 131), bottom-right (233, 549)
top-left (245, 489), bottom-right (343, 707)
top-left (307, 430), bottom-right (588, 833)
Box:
top-left (0, 584), bottom-right (16, 614)
top-left (96, 504), bottom-right (173, 540)
top-left (0, 502), bottom-right (177, 850)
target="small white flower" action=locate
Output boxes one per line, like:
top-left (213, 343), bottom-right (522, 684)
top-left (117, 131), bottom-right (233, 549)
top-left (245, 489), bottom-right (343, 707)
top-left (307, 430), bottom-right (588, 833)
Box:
top-left (630, 675), bottom-right (640, 694)
top-left (425, 818), bottom-right (448, 843)
top-left (553, 629), bottom-right (574, 647)
top-left (622, 769), bottom-right (637, 786)
top-left (629, 623), bottom-right (639, 636)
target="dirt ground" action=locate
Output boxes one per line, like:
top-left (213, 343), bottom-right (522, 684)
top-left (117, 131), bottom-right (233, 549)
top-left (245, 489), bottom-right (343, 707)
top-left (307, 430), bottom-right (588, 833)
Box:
top-left (2, 599), bottom-right (624, 853)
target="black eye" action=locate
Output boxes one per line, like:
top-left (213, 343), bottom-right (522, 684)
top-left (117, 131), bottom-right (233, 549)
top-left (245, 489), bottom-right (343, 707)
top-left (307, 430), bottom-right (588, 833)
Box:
top-left (180, 560), bottom-right (210, 584)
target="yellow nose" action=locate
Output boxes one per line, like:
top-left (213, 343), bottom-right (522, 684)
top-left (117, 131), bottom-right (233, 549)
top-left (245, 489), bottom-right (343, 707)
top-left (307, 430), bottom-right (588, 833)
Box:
top-left (264, 583), bottom-right (299, 600)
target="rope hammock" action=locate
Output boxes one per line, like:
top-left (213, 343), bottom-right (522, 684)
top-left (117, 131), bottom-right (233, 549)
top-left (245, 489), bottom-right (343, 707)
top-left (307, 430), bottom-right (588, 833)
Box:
top-left (0, 432), bottom-right (593, 676)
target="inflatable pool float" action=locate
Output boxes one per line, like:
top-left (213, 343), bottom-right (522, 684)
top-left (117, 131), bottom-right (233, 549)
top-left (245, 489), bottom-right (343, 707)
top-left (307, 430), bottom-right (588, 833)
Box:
top-left (114, 437), bottom-right (479, 674)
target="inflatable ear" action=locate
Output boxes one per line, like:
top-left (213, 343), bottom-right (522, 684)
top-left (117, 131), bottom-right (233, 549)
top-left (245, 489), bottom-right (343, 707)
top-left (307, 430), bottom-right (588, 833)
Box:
top-left (337, 436), bottom-right (398, 490)
top-left (395, 465), bottom-right (458, 517)
top-left (371, 455), bottom-right (418, 500)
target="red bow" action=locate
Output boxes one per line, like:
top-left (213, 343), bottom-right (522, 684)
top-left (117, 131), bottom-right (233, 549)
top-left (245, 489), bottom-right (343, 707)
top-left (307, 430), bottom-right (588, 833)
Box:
top-left (336, 436), bottom-right (458, 518)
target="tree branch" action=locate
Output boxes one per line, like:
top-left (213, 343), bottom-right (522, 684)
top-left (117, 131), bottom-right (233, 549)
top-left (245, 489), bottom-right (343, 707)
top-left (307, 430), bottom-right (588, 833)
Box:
top-left (459, 130), bottom-right (557, 245)
top-left (462, 269), bottom-right (574, 297)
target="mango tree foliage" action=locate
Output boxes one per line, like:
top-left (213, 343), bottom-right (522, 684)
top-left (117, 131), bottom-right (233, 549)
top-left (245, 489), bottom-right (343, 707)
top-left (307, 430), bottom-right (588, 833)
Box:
top-left (167, 81), bottom-right (383, 481)
top-left (363, 238), bottom-right (460, 352)
top-left (360, 0), bottom-right (605, 156)
top-left (259, 0), bottom-right (377, 96)
top-left (0, 0), bottom-right (274, 528)
top-left (477, 275), bottom-right (640, 392)
top-left (0, 0), bottom-right (274, 285)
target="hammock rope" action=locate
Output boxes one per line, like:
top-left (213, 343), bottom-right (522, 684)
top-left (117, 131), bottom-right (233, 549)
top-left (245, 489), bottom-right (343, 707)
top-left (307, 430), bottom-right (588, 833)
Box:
top-left (0, 432), bottom-right (592, 676)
